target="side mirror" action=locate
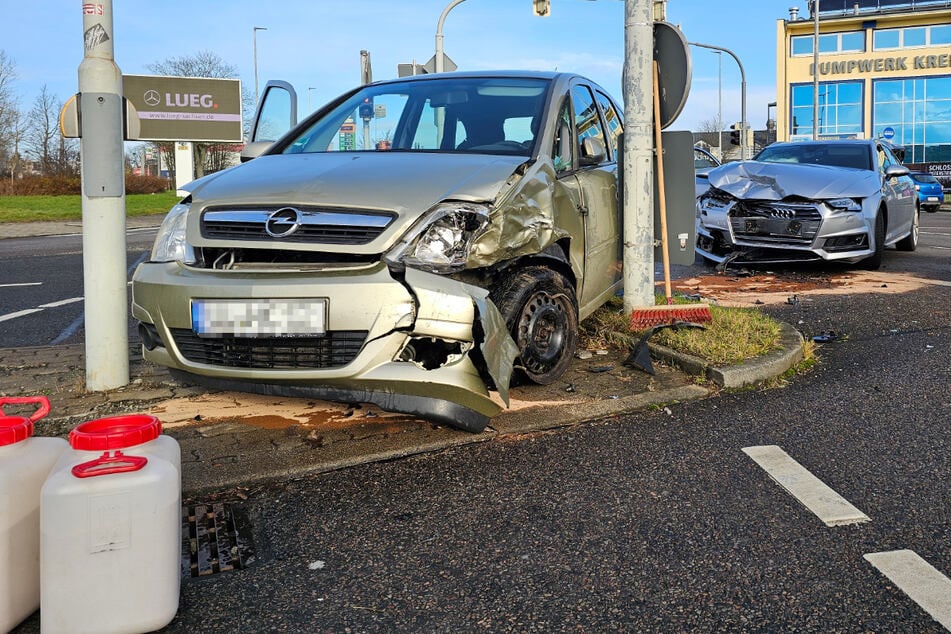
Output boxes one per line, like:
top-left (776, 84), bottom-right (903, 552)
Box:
top-left (579, 136), bottom-right (606, 166)
top-left (240, 141), bottom-right (273, 163)
top-left (885, 164), bottom-right (910, 179)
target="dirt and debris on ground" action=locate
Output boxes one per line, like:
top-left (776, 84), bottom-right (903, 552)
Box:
top-left (670, 269), bottom-right (937, 307)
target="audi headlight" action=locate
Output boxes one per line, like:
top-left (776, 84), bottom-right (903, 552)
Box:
top-left (150, 199), bottom-right (196, 264)
top-left (385, 202), bottom-right (490, 273)
top-left (826, 197), bottom-right (862, 212)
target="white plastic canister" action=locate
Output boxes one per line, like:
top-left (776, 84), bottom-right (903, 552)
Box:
top-left (0, 396), bottom-right (67, 633)
top-left (40, 414), bottom-right (181, 634)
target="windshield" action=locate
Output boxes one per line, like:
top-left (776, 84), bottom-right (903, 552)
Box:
top-left (913, 173), bottom-right (939, 183)
top-left (281, 77), bottom-right (551, 157)
top-left (755, 143), bottom-right (872, 171)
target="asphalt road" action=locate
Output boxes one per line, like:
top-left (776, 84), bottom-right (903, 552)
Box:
top-left (146, 226), bottom-right (946, 631)
top-left (0, 228), bottom-right (154, 347)
top-left (144, 283), bottom-right (949, 633)
top-left (2, 214), bottom-right (949, 632)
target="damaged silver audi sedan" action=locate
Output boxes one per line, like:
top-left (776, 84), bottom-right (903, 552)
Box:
top-left (696, 139), bottom-right (919, 269)
top-left (132, 71), bottom-right (623, 432)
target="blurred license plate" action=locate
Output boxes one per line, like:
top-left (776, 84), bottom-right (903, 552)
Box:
top-left (927, 196), bottom-right (939, 202)
top-left (191, 299), bottom-right (326, 337)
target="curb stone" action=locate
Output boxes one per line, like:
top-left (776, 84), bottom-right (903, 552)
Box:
top-left (649, 322), bottom-right (805, 389)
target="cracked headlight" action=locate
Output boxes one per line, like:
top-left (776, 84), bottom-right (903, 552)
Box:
top-left (150, 199), bottom-right (196, 264)
top-left (826, 197), bottom-right (862, 212)
top-left (385, 202), bottom-right (490, 273)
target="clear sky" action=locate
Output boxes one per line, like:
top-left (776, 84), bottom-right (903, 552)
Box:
top-left (2, 0), bottom-right (804, 134)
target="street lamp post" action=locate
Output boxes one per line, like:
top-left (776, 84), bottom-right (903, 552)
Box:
top-left (308, 87), bottom-right (317, 112)
top-left (253, 26), bottom-right (267, 106)
top-left (689, 41), bottom-right (747, 159)
top-left (435, 0), bottom-right (467, 73)
top-left (716, 50), bottom-right (722, 160)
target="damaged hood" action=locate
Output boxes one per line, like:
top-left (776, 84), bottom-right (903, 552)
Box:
top-left (708, 160), bottom-right (881, 200)
top-left (187, 152), bottom-right (526, 213)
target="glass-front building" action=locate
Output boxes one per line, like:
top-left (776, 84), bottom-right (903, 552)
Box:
top-left (777, 1), bottom-right (951, 179)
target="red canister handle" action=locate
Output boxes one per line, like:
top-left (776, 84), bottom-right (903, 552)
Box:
top-left (0, 396), bottom-right (51, 422)
top-left (71, 450), bottom-right (148, 478)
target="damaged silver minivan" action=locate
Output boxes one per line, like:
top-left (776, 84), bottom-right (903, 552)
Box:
top-left (132, 71), bottom-right (624, 432)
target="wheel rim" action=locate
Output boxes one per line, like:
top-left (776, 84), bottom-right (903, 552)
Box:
top-left (516, 290), bottom-right (570, 376)
top-left (912, 210), bottom-right (919, 245)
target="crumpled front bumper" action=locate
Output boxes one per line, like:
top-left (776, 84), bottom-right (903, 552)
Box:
top-left (696, 197), bottom-right (875, 264)
top-left (131, 261), bottom-right (516, 432)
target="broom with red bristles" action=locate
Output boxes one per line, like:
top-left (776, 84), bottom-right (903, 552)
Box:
top-left (629, 61), bottom-right (713, 332)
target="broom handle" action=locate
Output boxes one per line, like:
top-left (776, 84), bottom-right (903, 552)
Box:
top-left (653, 60), bottom-right (673, 305)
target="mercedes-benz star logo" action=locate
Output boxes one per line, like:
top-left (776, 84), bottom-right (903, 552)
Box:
top-left (265, 207), bottom-right (303, 238)
top-left (143, 89), bottom-right (161, 107)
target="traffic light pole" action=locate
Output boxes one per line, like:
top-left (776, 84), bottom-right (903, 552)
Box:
top-left (689, 41), bottom-right (747, 159)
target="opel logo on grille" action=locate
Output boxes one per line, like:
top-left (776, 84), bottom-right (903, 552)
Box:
top-left (265, 207), bottom-right (303, 238)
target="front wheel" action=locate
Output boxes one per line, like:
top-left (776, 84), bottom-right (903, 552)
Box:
top-left (895, 207), bottom-right (919, 252)
top-left (492, 267), bottom-right (578, 385)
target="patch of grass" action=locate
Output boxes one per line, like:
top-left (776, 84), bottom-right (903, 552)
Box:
top-left (0, 192), bottom-right (179, 223)
top-left (580, 295), bottom-right (784, 366)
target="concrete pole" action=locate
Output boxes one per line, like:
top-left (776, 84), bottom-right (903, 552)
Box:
top-left (435, 0), bottom-right (467, 73)
top-left (174, 142), bottom-right (194, 196)
top-left (622, 0), bottom-right (656, 312)
top-left (78, 0), bottom-right (129, 390)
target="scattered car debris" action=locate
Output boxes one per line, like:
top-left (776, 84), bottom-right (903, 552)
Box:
top-left (588, 365), bottom-right (615, 373)
top-left (812, 331), bottom-right (846, 343)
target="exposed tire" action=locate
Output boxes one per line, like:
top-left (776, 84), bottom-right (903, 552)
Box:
top-left (859, 210), bottom-right (885, 270)
top-left (491, 266), bottom-right (578, 385)
top-left (896, 207), bottom-right (919, 252)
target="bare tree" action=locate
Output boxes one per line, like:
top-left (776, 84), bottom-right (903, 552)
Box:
top-left (0, 50), bottom-right (20, 177)
top-left (23, 86), bottom-right (77, 176)
top-left (696, 117), bottom-right (722, 134)
top-left (146, 51), bottom-right (245, 178)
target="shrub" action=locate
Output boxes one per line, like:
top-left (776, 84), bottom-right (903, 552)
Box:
top-left (0, 174), bottom-right (171, 196)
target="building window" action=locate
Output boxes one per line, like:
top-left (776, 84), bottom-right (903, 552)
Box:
top-left (874, 76), bottom-right (951, 163)
top-left (790, 81), bottom-right (863, 139)
top-left (791, 31), bottom-right (865, 56)
top-left (874, 25), bottom-right (948, 50)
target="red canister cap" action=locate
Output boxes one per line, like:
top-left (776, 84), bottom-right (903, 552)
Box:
top-left (69, 414), bottom-right (162, 451)
top-left (0, 396), bottom-right (51, 446)
top-left (0, 416), bottom-right (33, 446)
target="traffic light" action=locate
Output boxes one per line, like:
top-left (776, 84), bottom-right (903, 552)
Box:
top-left (533, 0), bottom-right (551, 16)
top-left (729, 123), bottom-right (741, 146)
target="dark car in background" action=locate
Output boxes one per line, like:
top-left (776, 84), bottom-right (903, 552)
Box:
top-left (909, 171), bottom-right (944, 213)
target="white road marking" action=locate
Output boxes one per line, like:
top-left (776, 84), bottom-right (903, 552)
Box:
top-left (0, 308), bottom-right (44, 323)
top-left (0, 282), bottom-right (42, 288)
top-left (742, 445), bottom-right (871, 526)
top-left (865, 550), bottom-right (951, 630)
top-left (39, 297), bottom-right (83, 308)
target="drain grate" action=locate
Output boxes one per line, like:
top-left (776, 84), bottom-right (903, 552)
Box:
top-left (182, 502), bottom-right (256, 578)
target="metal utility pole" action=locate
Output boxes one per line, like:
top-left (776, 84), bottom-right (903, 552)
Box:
top-left (689, 41), bottom-right (747, 159)
top-left (621, 0), bottom-right (656, 312)
top-left (435, 0), bottom-right (467, 73)
top-left (253, 26), bottom-right (267, 106)
top-left (78, 0), bottom-right (128, 390)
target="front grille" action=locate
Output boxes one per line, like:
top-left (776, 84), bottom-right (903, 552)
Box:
top-left (730, 201), bottom-right (822, 243)
top-left (201, 207), bottom-right (395, 245)
top-left (170, 329), bottom-right (367, 369)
